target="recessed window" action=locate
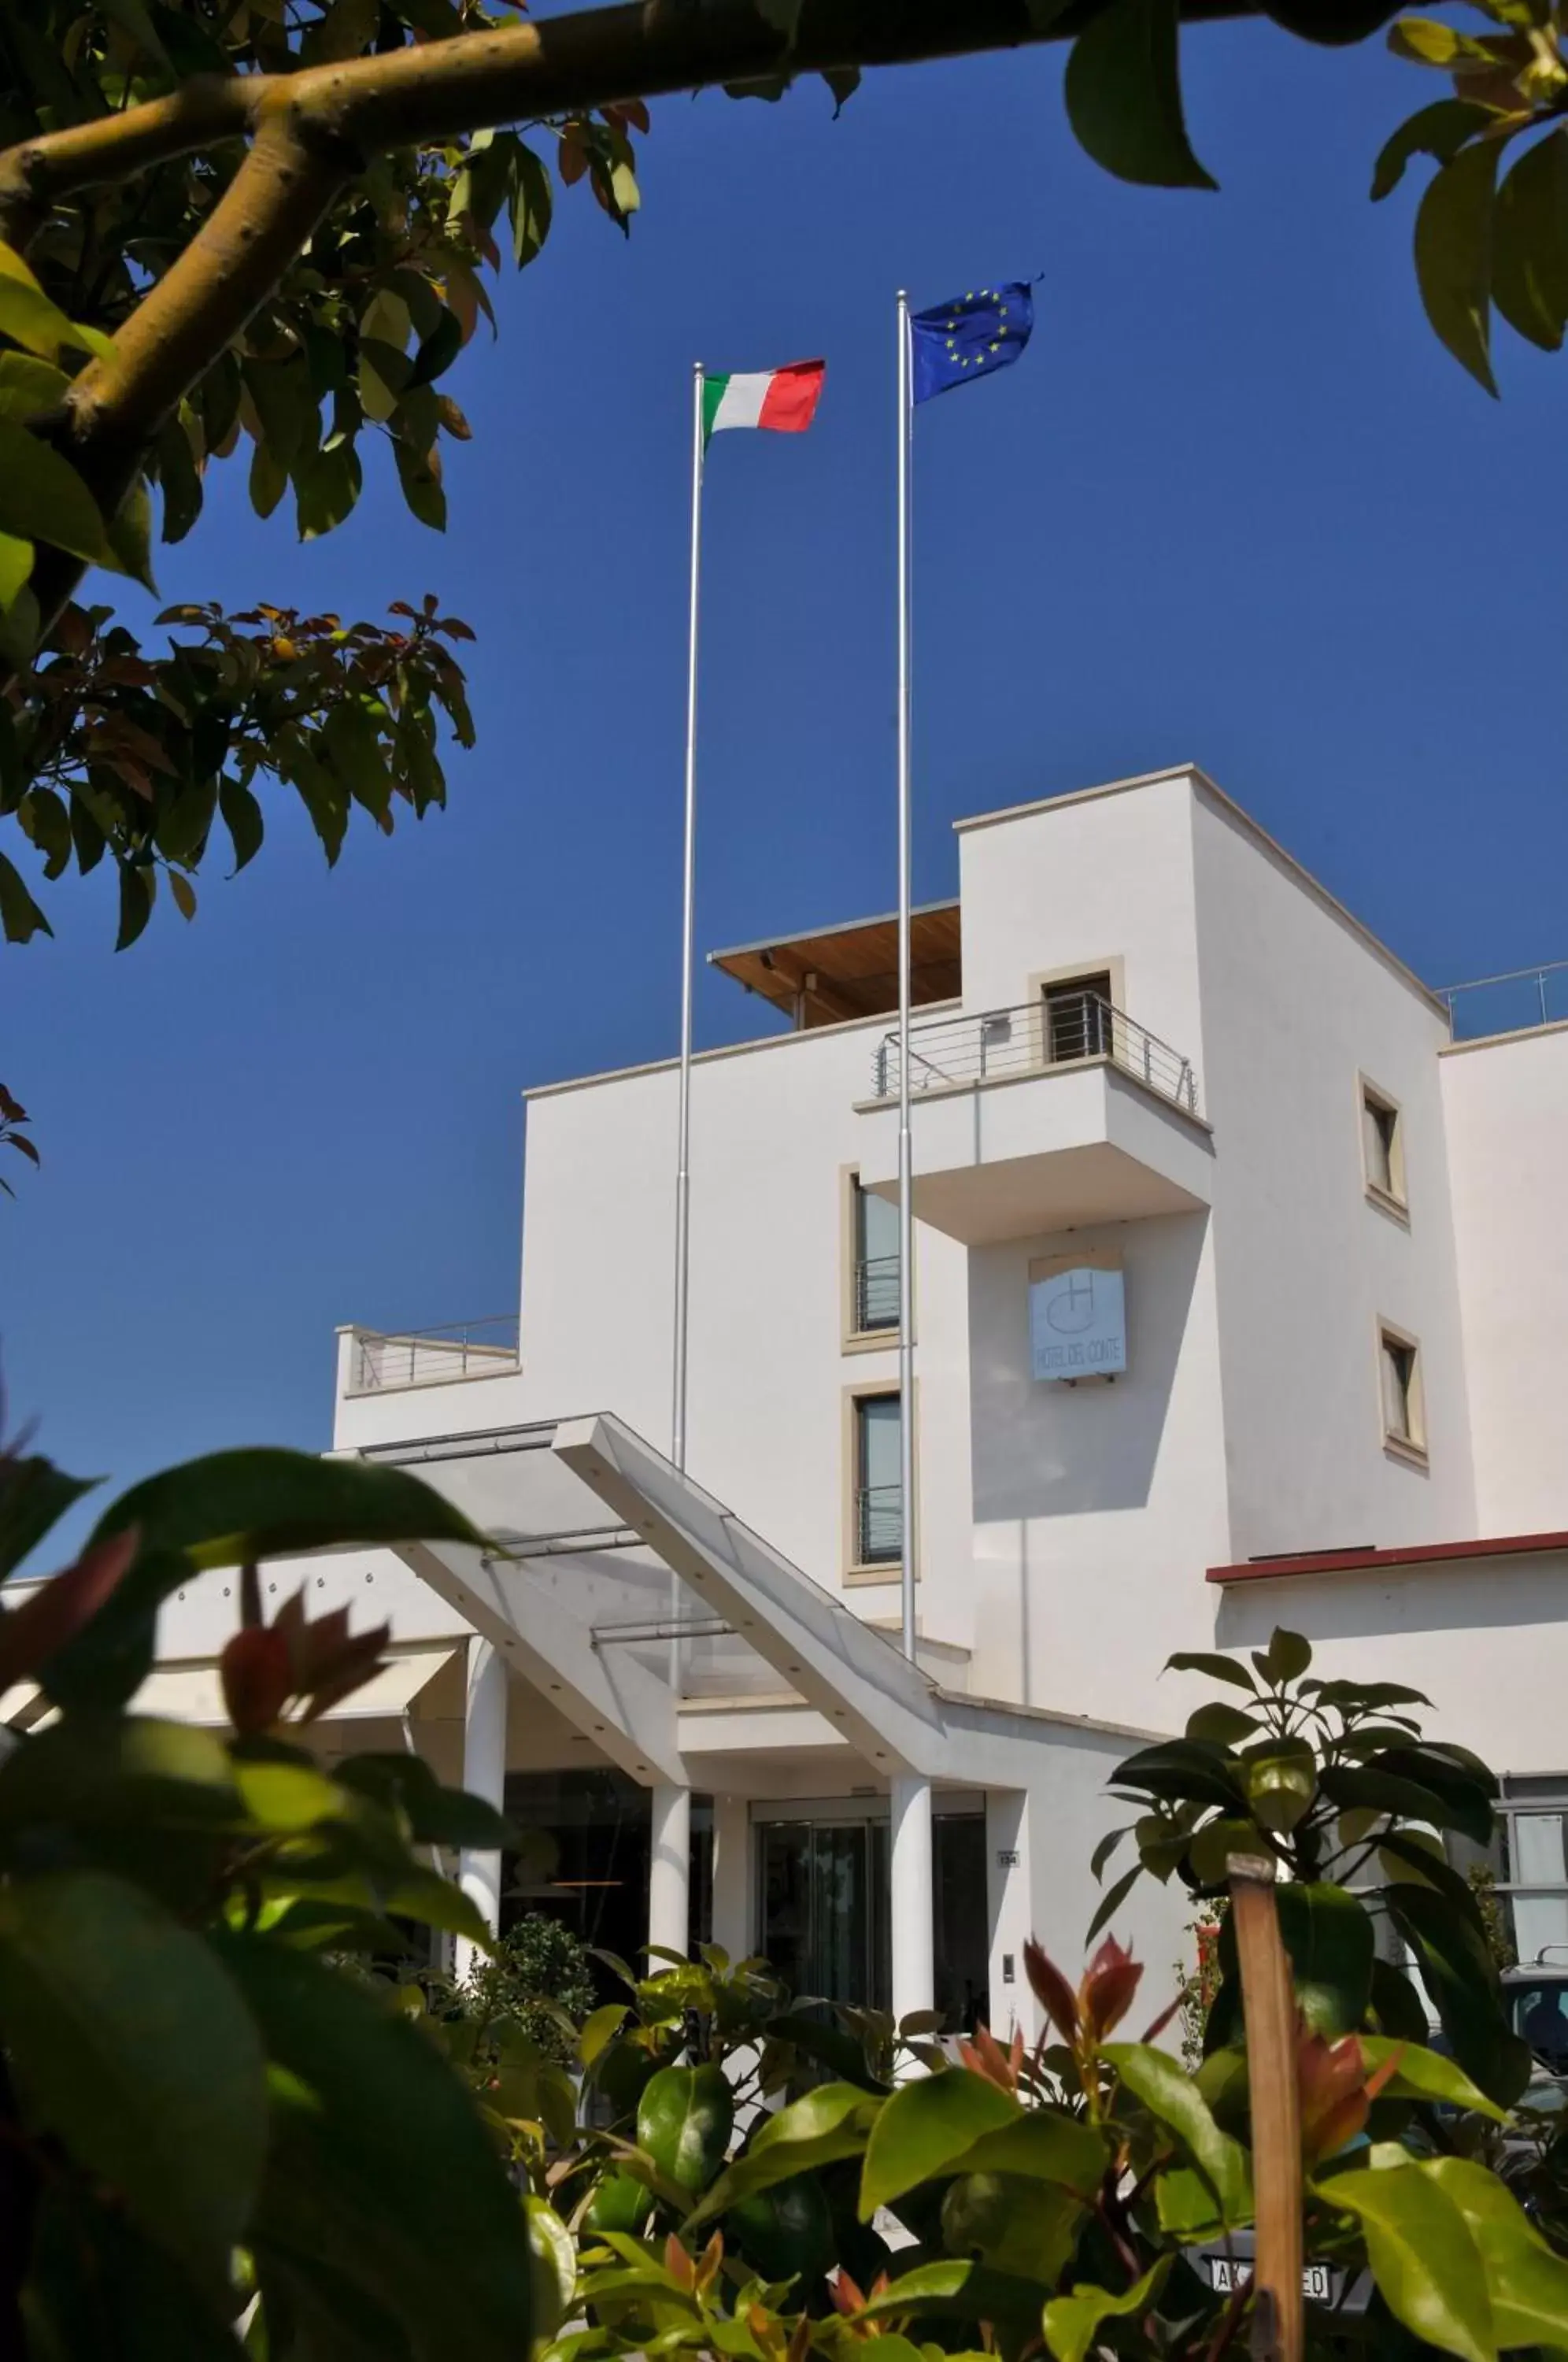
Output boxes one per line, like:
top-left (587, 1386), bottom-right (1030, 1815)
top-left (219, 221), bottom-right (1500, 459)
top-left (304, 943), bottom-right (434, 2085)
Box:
top-left (849, 1175), bottom-right (900, 1337)
top-left (1360, 1079), bottom-right (1407, 1212)
top-left (852, 1391), bottom-right (902, 1568)
top-left (1379, 1324), bottom-right (1427, 1462)
top-left (1043, 972), bottom-right (1114, 1064)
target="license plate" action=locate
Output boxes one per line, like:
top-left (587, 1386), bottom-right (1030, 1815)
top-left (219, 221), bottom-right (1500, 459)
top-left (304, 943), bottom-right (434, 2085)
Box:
top-left (1207, 2260), bottom-right (1333, 2303)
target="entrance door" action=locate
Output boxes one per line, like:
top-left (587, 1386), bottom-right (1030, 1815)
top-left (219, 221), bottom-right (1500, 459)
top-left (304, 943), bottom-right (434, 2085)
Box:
top-left (758, 1818), bottom-right (890, 2011)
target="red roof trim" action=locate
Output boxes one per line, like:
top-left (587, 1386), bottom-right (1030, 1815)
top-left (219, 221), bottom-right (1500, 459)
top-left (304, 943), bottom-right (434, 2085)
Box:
top-left (1207, 1531), bottom-right (1568, 1586)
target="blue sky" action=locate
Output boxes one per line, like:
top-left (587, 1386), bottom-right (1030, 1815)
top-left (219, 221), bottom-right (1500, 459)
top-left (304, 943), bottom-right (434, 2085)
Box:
top-left (7, 13), bottom-right (1567, 1551)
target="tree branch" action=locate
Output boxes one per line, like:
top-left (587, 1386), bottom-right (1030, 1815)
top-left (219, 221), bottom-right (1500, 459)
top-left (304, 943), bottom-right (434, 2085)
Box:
top-left (14, 0), bottom-right (1256, 643)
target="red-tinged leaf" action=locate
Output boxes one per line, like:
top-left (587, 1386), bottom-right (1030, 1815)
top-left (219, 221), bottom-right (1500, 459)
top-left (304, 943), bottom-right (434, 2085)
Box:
top-left (220, 1624), bottom-right (293, 1734)
top-left (664, 2231), bottom-right (695, 2289)
top-left (168, 872), bottom-right (196, 923)
top-left (0, 1087), bottom-right (28, 1121)
top-left (0, 1526), bottom-right (139, 1690)
top-left (1138, 1991), bottom-right (1185, 2045)
top-left (1081, 1937), bottom-right (1145, 2041)
top-left (1024, 1938), bottom-right (1080, 2045)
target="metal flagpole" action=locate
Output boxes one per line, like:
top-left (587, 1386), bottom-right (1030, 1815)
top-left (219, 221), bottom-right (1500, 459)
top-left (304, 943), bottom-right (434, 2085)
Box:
top-left (671, 360), bottom-right (704, 1476)
top-left (895, 291), bottom-right (917, 1663)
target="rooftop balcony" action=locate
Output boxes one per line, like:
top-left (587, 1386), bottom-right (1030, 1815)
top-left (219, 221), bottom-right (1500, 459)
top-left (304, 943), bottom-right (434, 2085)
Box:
top-left (854, 990), bottom-right (1212, 1245)
top-left (341, 1315), bottom-right (520, 1396)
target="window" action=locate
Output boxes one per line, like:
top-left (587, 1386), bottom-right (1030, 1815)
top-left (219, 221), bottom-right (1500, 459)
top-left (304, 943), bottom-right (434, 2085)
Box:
top-left (1448, 1777), bottom-right (1568, 1978)
top-left (1378, 1323), bottom-right (1426, 1461)
top-left (1361, 1079), bottom-right (1407, 1212)
top-left (1044, 971), bottom-right (1114, 1064)
top-left (849, 1176), bottom-right (900, 1335)
top-left (852, 1390), bottom-right (902, 1568)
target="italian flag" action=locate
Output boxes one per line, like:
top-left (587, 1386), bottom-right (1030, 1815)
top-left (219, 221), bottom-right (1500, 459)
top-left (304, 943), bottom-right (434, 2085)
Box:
top-left (702, 358), bottom-right (826, 445)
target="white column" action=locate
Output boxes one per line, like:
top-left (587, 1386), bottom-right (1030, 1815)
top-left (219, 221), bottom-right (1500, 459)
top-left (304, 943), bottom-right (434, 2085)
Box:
top-left (986, 1788), bottom-right (1034, 2043)
top-left (889, 1775), bottom-right (934, 2033)
top-left (649, 1780), bottom-right (692, 1963)
top-left (710, 1794), bottom-right (751, 1962)
top-left (454, 1636), bottom-right (508, 1986)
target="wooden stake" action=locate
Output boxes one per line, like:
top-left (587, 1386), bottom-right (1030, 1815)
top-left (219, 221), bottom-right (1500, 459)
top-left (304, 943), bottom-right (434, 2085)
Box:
top-left (1227, 1855), bottom-right (1303, 2362)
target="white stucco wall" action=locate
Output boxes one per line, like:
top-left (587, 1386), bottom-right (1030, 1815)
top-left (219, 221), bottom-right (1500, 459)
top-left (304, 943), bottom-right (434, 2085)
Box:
top-left (510, 1017), bottom-right (978, 1653)
top-left (1215, 1550), bottom-right (1568, 1779)
top-left (1441, 1024), bottom-right (1568, 1535)
top-left (1189, 785), bottom-right (1477, 1561)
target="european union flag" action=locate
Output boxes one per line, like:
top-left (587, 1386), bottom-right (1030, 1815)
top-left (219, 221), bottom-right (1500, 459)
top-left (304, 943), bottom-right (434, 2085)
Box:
top-left (911, 283), bottom-right (1034, 405)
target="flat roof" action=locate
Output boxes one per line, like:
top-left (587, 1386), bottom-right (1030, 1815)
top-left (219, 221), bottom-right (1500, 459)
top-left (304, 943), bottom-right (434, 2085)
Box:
top-left (708, 900), bottom-right (961, 1027)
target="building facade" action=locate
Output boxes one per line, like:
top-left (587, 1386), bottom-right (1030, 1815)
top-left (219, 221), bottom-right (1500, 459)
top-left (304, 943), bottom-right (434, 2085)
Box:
top-left (150, 763), bottom-right (1568, 2028)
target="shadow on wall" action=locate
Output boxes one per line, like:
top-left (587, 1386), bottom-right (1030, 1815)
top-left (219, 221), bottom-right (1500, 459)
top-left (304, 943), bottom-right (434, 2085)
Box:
top-left (967, 1211), bottom-right (1209, 1521)
top-left (1216, 1557), bottom-right (1568, 1651)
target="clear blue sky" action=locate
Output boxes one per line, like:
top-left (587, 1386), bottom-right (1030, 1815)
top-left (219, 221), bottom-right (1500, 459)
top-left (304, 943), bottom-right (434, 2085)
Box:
top-left (7, 14), bottom-right (1567, 1553)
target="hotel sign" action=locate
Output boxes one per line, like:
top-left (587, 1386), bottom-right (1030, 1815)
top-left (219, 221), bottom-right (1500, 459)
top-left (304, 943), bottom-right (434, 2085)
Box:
top-left (1029, 1255), bottom-right (1127, 1383)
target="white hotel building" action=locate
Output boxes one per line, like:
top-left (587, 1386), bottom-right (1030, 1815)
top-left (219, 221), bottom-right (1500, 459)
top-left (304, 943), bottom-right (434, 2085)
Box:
top-left (154, 762), bottom-right (1568, 2032)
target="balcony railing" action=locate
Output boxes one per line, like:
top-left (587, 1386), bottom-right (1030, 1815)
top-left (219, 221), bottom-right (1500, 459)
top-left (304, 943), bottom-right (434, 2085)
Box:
top-left (1440, 960), bottom-right (1568, 1043)
top-left (856, 1482), bottom-right (903, 1567)
top-left (348, 1316), bottom-right (520, 1394)
top-left (869, 991), bottom-right (1200, 1117)
top-left (854, 1252), bottom-right (900, 1333)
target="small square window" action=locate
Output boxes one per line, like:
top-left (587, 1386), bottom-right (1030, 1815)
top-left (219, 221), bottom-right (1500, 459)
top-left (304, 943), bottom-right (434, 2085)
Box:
top-left (1361, 1080), bottom-right (1407, 1212)
top-left (1379, 1324), bottom-right (1427, 1462)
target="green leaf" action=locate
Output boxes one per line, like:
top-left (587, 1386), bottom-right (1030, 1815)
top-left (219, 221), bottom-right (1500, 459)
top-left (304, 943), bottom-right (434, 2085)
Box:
top-left (1415, 138), bottom-right (1502, 393)
top-left (1189, 1814), bottom-right (1267, 1886)
top-left (637, 2061), bottom-right (733, 2196)
top-left (1111, 1738), bottom-right (1244, 1811)
top-left (1320, 1760), bottom-right (1460, 1831)
top-left (939, 2171), bottom-right (1085, 2283)
top-left (95, 1446), bottom-right (485, 1571)
top-left (1275, 1882), bottom-right (1374, 2036)
top-left (849, 2256), bottom-right (1048, 2325)
top-left (406, 307), bottom-right (464, 391)
top-left (219, 775), bottom-right (264, 872)
top-left (358, 335), bottom-right (411, 425)
top-left (1165, 1650), bottom-right (1258, 1691)
top-left (394, 438), bottom-right (446, 532)
top-left (1044, 2260), bottom-right (1170, 2362)
top-left (43, 1449), bottom-right (484, 1714)
top-left (947, 2105), bottom-right (1109, 2199)
top-left (509, 145), bottom-right (554, 269)
top-left (116, 859), bottom-right (154, 951)
top-left (1425, 2153), bottom-right (1568, 2351)
top-left (216, 1934), bottom-right (534, 2361)
top-left (331, 1752), bottom-right (512, 1849)
top-left (1359, 2035), bottom-right (1507, 2120)
top-left (0, 1871), bottom-right (266, 2290)
top-left (0, 527), bottom-right (29, 613)
top-left (104, 479), bottom-right (157, 592)
top-left (0, 850), bottom-right (51, 942)
top-left (1261, 1626), bottom-right (1313, 1682)
top-left (860, 2070), bottom-right (1018, 2219)
top-left (0, 423), bottom-right (107, 562)
top-left (1064, 0), bottom-right (1216, 191)
top-left (322, 697), bottom-right (393, 819)
top-left (0, 244), bottom-right (84, 361)
top-left (294, 442), bottom-right (362, 541)
top-left (1376, 1746), bottom-right (1495, 1846)
top-left (1383, 1881), bottom-right (1529, 2105)
top-left (1245, 1737), bottom-right (1318, 1832)
top-left (1372, 98), bottom-right (1500, 200)
top-left (1185, 1700), bottom-right (1257, 1745)
top-left (1315, 2160), bottom-right (1493, 2362)
top-left (0, 352), bottom-right (70, 423)
top-left (1493, 128), bottom-right (1568, 350)
top-left (1100, 2043), bottom-right (1252, 2223)
top-left (1085, 1859), bottom-right (1144, 1942)
top-left (249, 437), bottom-right (288, 519)
top-left (1389, 14), bottom-right (1502, 63)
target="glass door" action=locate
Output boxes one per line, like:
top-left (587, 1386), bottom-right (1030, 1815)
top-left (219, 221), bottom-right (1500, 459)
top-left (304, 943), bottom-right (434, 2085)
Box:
top-left (758, 1817), bottom-right (889, 2011)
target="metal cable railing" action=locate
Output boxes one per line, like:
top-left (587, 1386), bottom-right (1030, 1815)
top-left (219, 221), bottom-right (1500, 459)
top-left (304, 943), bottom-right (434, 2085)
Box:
top-left (1438, 960), bottom-right (1568, 1042)
top-left (856, 1482), bottom-right (903, 1567)
top-left (349, 1315), bottom-right (520, 1394)
top-left (870, 991), bottom-right (1200, 1116)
